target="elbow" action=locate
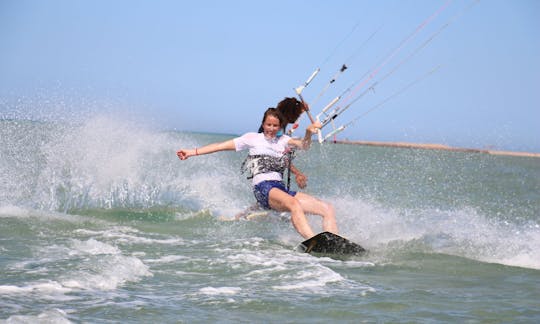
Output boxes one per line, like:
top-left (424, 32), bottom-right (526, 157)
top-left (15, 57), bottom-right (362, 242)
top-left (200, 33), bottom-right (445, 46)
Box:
top-left (302, 138), bottom-right (313, 150)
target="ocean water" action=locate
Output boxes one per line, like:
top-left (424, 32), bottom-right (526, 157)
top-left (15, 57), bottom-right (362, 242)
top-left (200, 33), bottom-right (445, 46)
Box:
top-left (1, 116), bottom-right (539, 323)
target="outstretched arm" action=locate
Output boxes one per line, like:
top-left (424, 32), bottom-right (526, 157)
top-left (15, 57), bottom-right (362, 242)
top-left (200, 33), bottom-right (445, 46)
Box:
top-left (177, 139), bottom-right (236, 160)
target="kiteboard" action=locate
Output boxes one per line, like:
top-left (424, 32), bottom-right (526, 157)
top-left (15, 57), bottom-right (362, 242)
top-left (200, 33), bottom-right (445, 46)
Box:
top-left (297, 231), bottom-right (366, 256)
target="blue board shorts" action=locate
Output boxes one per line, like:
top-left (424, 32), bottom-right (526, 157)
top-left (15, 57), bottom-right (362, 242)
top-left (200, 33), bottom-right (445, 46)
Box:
top-left (253, 180), bottom-right (297, 209)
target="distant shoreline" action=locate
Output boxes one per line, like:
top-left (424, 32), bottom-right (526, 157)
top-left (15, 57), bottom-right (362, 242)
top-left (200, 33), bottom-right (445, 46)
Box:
top-left (332, 140), bottom-right (540, 158)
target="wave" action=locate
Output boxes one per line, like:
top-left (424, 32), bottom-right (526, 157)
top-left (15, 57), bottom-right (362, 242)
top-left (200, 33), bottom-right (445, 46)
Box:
top-left (333, 196), bottom-right (540, 270)
top-left (2, 116), bottom-right (539, 271)
top-left (1, 309), bottom-right (72, 324)
top-left (1, 116), bottom-right (215, 212)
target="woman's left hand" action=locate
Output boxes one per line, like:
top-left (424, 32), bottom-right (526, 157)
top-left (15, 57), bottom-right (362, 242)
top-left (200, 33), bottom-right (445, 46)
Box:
top-left (295, 172), bottom-right (308, 189)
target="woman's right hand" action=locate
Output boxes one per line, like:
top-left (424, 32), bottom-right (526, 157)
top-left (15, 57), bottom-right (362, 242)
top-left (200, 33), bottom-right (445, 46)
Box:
top-left (176, 149), bottom-right (194, 160)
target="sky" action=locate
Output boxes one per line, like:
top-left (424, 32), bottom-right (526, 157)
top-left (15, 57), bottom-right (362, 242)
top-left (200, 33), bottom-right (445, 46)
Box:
top-left (1, 0), bottom-right (539, 152)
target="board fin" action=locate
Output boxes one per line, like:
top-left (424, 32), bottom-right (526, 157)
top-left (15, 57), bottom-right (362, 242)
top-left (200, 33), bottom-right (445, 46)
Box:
top-left (298, 231), bottom-right (366, 255)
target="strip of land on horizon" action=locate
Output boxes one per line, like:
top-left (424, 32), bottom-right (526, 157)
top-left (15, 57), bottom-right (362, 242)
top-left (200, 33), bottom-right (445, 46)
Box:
top-left (333, 140), bottom-right (540, 158)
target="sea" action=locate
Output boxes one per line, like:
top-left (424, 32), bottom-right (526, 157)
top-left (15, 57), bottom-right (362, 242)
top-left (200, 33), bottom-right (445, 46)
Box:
top-left (1, 116), bottom-right (539, 323)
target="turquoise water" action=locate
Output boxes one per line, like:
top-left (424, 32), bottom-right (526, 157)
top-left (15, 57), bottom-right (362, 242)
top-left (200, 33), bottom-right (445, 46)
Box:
top-left (1, 117), bottom-right (539, 323)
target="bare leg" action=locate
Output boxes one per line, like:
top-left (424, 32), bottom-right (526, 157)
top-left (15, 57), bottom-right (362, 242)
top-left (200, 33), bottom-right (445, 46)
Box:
top-left (234, 203), bottom-right (260, 220)
top-left (268, 189), bottom-right (315, 239)
top-left (294, 192), bottom-right (337, 234)
top-left (268, 189), bottom-right (338, 239)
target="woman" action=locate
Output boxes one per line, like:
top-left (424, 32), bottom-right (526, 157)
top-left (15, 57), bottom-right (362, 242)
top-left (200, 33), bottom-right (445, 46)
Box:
top-left (272, 97), bottom-right (308, 189)
top-left (177, 108), bottom-right (337, 239)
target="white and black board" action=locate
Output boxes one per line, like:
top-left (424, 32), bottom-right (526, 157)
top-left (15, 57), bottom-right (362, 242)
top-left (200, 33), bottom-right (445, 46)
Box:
top-left (298, 231), bottom-right (366, 256)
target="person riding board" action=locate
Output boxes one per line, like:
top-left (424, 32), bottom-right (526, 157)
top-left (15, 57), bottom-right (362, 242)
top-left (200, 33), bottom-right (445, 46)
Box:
top-left (176, 108), bottom-right (338, 239)
top-left (233, 96), bottom-right (310, 220)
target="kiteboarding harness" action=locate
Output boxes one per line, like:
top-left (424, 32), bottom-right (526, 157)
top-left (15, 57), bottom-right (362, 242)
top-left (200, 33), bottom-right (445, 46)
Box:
top-left (241, 149), bottom-right (296, 188)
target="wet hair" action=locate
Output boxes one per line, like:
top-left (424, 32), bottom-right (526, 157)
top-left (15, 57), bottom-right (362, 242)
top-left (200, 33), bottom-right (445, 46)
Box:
top-left (276, 97), bottom-right (304, 123)
top-left (259, 108), bottom-right (285, 132)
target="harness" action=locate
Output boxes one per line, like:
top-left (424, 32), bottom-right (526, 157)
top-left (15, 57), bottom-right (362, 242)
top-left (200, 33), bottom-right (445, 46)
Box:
top-left (241, 154), bottom-right (291, 179)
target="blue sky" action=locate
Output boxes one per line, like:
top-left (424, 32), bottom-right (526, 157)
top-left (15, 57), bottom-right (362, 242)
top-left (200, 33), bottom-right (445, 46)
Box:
top-left (1, 0), bottom-right (539, 152)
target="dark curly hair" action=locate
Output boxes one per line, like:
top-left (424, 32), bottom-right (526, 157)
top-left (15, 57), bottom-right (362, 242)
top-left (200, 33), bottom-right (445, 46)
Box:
top-left (276, 97), bottom-right (304, 123)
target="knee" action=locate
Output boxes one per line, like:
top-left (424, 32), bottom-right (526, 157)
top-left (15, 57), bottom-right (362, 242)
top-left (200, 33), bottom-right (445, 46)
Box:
top-left (289, 198), bottom-right (303, 213)
top-left (323, 201), bottom-right (335, 217)
top-left (277, 195), bottom-right (302, 213)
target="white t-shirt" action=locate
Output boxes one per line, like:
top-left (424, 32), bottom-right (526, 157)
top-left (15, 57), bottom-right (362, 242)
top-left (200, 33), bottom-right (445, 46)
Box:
top-left (233, 132), bottom-right (292, 185)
